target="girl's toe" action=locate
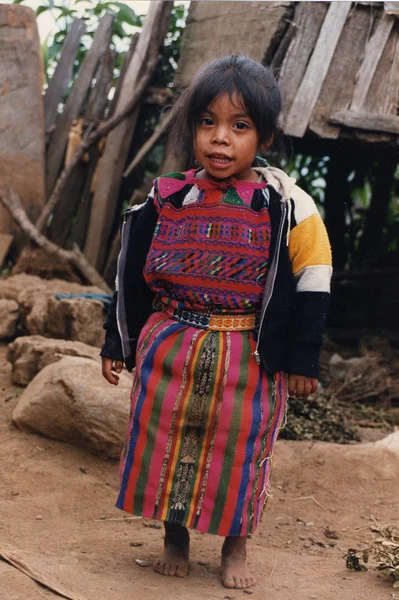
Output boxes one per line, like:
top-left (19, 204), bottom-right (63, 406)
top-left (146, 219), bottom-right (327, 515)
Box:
top-left (176, 563), bottom-right (188, 577)
top-left (222, 574), bottom-right (235, 588)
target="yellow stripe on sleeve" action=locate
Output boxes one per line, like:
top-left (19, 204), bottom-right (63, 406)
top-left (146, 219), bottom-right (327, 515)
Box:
top-left (289, 213), bottom-right (332, 275)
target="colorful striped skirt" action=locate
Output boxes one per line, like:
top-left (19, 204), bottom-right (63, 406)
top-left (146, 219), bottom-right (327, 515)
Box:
top-left (116, 311), bottom-right (287, 537)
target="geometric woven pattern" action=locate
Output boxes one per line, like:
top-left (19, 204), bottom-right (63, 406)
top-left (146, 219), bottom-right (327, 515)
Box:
top-left (144, 173), bottom-right (272, 314)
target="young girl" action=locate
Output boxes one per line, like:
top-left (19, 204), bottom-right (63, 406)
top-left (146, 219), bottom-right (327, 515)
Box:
top-left (101, 55), bottom-right (332, 590)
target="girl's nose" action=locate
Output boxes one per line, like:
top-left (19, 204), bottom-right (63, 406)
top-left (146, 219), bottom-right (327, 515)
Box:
top-left (211, 126), bottom-right (230, 145)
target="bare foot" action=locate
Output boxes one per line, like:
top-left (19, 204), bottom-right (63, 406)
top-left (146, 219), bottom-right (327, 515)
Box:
top-left (153, 522), bottom-right (189, 578)
top-left (221, 536), bottom-right (255, 589)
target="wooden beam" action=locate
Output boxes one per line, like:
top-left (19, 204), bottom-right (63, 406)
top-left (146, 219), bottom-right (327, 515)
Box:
top-left (284, 2), bottom-right (352, 138)
top-left (330, 110), bottom-right (399, 134)
top-left (43, 18), bottom-right (86, 130)
top-left (45, 13), bottom-right (114, 196)
top-left (350, 13), bottom-right (395, 112)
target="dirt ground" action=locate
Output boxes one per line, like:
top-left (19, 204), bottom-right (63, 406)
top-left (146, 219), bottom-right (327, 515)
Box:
top-left (0, 343), bottom-right (398, 600)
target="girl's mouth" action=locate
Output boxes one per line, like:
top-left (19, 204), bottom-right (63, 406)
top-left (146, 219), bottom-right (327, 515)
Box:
top-left (207, 154), bottom-right (232, 167)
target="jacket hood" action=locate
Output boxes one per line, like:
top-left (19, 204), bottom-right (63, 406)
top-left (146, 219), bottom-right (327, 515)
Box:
top-left (254, 166), bottom-right (296, 202)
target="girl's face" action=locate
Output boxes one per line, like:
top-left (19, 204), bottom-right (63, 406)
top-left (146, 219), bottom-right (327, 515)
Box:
top-left (194, 93), bottom-right (269, 181)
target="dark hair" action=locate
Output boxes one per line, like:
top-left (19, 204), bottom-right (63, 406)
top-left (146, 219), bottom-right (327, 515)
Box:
top-left (169, 54), bottom-right (282, 163)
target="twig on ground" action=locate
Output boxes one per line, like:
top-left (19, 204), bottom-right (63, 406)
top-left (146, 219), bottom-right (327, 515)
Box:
top-left (0, 544), bottom-right (88, 600)
top-left (268, 556), bottom-right (278, 579)
top-left (93, 516), bottom-right (142, 522)
top-left (291, 495), bottom-right (328, 511)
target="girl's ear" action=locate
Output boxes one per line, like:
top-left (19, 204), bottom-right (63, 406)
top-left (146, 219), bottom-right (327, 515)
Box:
top-left (259, 134), bottom-right (274, 151)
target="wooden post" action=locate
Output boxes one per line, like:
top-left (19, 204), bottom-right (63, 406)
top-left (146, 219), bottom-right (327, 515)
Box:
top-left (45, 13), bottom-right (114, 196)
top-left (44, 18), bottom-right (86, 131)
top-left (84, 1), bottom-right (172, 271)
top-left (48, 49), bottom-right (116, 247)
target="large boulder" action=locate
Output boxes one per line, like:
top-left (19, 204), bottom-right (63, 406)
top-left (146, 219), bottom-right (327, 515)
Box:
top-left (7, 335), bottom-right (101, 386)
top-left (0, 299), bottom-right (19, 339)
top-left (12, 356), bottom-right (132, 459)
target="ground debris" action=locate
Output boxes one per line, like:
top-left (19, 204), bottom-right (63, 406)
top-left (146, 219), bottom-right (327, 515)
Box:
top-left (345, 548), bottom-right (369, 572)
top-left (345, 519), bottom-right (399, 588)
top-left (280, 391), bottom-right (360, 443)
top-left (373, 521), bottom-right (399, 588)
top-left (281, 339), bottom-right (399, 443)
top-left (324, 527), bottom-right (340, 540)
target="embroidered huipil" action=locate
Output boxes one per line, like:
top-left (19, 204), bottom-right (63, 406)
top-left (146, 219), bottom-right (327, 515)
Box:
top-left (116, 170), bottom-right (287, 536)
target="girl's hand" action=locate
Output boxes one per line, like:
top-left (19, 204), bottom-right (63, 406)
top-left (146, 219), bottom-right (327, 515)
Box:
top-left (288, 374), bottom-right (318, 398)
top-left (102, 357), bottom-right (123, 386)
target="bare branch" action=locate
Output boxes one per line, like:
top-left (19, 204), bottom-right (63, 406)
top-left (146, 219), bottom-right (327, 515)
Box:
top-left (1, 190), bottom-right (112, 293)
top-left (123, 109), bottom-right (173, 178)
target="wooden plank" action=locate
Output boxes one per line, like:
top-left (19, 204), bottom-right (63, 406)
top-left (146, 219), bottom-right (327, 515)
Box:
top-left (284, 2), bottom-right (352, 138)
top-left (108, 33), bottom-right (138, 119)
top-left (0, 234), bottom-right (13, 268)
top-left (84, 1), bottom-right (173, 271)
top-left (385, 32), bottom-right (399, 114)
top-left (43, 18), bottom-right (86, 130)
top-left (85, 48), bottom-right (116, 121)
top-left (362, 21), bottom-right (399, 115)
top-left (278, 2), bottom-right (328, 122)
top-left (350, 12), bottom-right (395, 111)
top-left (309, 5), bottom-right (375, 139)
top-left (384, 1), bottom-right (399, 14)
top-left (330, 110), bottom-right (399, 134)
top-left (174, 1), bottom-right (290, 87)
top-left (49, 49), bottom-right (116, 247)
top-left (45, 13), bottom-right (114, 196)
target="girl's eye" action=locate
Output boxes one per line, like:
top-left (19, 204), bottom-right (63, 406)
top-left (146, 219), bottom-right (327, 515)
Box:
top-left (200, 117), bottom-right (213, 126)
top-left (234, 121), bottom-right (250, 130)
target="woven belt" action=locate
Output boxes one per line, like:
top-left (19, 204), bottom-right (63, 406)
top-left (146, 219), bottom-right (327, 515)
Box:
top-left (162, 303), bottom-right (258, 331)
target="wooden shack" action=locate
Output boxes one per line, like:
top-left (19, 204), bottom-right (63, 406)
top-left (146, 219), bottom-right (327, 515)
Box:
top-left (166, 1), bottom-right (399, 335)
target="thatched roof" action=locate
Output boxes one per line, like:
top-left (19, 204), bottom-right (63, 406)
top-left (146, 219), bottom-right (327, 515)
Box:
top-left (175, 1), bottom-right (399, 145)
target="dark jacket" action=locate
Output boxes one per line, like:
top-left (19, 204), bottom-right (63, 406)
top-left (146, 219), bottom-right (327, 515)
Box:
top-left (100, 167), bottom-right (332, 378)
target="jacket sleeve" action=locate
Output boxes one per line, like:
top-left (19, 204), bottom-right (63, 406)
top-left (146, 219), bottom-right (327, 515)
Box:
top-left (287, 186), bottom-right (332, 378)
top-left (99, 290), bottom-right (124, 363)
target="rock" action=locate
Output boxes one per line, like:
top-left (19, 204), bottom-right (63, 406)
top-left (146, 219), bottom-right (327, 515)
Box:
top-left (328, 353), bottom-right (364, 381)
top-left (46, 296), bottom-right (105, 347)
top-left (12, 247), bottom-right (82, 283)
top-left (12, 356), bottom-right (132, 459)
top-left (0, 299), bottom-right (19, 339)
top-left (373, 431), bottom-right (399, 456)
top-left (0, 274), bottom-right (107, 344)
top-left (7, 335), bottom-right (101, 386)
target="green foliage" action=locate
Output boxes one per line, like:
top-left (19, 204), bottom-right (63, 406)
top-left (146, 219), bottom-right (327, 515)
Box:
top-left (13, 0), bottom-right (144, 83)
top-left (278, 153), bottom-right (398, 269)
